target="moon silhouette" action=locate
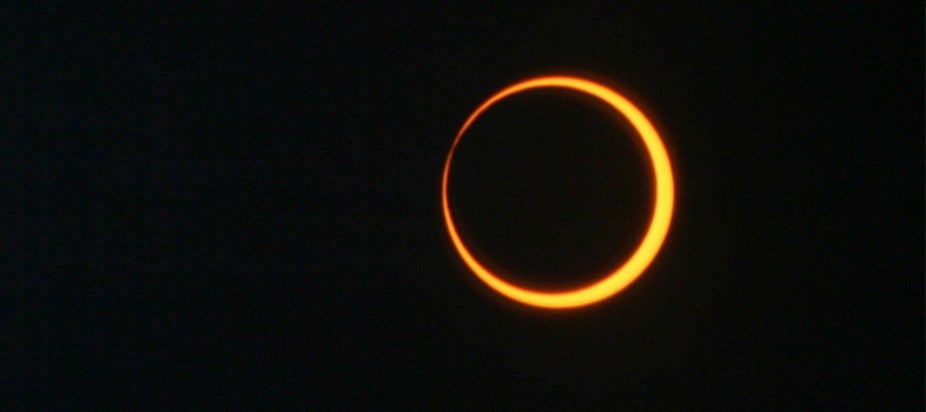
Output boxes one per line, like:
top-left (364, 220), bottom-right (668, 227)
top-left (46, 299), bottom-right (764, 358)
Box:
top-left (442, 76), bottom-right (675, 309)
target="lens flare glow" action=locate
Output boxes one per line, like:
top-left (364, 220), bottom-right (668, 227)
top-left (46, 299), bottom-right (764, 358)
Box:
top-left (441, 76), bottom-right (675, 309)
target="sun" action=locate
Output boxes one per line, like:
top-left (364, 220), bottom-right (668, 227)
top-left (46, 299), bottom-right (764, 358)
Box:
top-left (441, 75), bottom-right (675, 309)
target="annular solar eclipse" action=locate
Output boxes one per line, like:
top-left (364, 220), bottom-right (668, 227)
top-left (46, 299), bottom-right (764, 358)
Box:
top-left (441, 76), bottom-right (675, 309)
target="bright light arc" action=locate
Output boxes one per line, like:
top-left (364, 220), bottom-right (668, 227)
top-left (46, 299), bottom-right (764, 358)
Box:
top-left (441, 76), bottom-right (675, 309)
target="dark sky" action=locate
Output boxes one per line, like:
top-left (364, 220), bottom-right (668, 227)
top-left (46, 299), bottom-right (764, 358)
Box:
top-left (11, 3), bottom-right (923, 408)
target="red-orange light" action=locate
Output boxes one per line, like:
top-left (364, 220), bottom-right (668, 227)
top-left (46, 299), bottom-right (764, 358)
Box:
top-left (441, 76), bottom-right (675, 309)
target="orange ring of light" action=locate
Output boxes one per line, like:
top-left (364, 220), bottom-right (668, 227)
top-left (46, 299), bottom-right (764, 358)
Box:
top-left (441, 76), bottom-right (675, 309)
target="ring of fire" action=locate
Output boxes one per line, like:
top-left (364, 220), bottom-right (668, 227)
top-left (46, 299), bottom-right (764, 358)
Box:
top-left (441, 76), bottom-right (675, 309)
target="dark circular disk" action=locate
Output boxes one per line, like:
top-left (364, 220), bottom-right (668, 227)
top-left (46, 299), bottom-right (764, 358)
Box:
top-left (447, 88), bottom-right (654, 291)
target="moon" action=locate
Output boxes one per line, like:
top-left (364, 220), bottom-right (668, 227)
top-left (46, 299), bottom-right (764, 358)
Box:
top-left (441, 76), bottom-right (675, 309)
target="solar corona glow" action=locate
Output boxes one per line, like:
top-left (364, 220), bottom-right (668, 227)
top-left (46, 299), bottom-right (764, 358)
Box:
top-left (441, 76), bottom-right (675, 309)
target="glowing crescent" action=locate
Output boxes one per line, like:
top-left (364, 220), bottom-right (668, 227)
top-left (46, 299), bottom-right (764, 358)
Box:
top-left (441, 76), bottom-right (675, 309)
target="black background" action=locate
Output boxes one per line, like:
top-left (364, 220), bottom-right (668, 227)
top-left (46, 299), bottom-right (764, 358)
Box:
top-left (10, 3), bottom-right (923, 409)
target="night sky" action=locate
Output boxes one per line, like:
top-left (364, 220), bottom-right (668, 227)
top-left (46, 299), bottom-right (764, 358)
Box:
top-left (11, 3), bottom-right (924, 408)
